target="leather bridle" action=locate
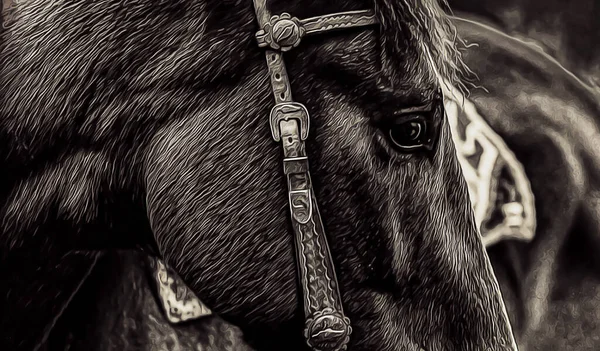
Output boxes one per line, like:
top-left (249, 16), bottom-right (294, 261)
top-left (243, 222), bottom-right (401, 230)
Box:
top-left (251, 1), bottom-right (378, 350)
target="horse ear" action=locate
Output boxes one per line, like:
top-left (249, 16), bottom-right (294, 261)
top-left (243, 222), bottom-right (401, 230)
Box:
top-left (149, 258), bottom-right (213, 324)
top-left (443, 85), bottom-right (537, 248)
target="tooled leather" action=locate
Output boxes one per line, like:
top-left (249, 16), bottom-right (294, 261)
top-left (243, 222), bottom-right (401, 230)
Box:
top-left (279, 119), bottom-right (341, 315)
top-left (295, 202), bottom-right (343, 314)
top-left (266, 51), bottom-right (293, 104)
top-left (301, 10), bottom-right (377, 35)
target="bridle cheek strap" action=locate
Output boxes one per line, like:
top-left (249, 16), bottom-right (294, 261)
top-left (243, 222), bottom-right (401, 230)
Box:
top-left (252, 1), bottom-right (377, 351)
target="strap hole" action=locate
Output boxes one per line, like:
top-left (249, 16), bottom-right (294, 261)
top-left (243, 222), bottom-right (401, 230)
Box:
top-left (275, 73), bottom-right (281, 79)
top-left (280, 92), bottom-right (285, 99)
top-left (271, 54), bottom-right (277, 61)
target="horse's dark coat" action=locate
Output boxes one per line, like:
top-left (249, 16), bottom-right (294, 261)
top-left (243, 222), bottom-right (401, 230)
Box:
top-left (1, 1), bottom-right (516, 351)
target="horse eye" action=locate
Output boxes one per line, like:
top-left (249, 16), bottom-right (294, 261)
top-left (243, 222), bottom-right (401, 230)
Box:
top-left (386, 116), bottom-right (431, 151)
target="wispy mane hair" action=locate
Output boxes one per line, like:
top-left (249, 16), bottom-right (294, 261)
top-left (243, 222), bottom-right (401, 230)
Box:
top-left (374, 0), bottom-right (473, 92)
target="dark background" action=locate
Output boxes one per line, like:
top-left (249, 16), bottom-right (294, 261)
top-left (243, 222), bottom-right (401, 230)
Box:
top-left (449, 0), bottom-right (600, 88)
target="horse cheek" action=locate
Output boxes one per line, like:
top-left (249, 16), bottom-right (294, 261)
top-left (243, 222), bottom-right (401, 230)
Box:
top-left (142, 119), bottom-right (301, 329)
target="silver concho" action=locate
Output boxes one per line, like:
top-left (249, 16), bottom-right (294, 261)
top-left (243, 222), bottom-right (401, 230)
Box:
top-left (256, 13), bottom-right (306, 51)
top-left (304, 308), bottom-right (352, 351)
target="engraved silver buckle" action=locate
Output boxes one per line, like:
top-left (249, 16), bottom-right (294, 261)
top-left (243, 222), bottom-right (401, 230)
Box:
top-left (270, 102), bottom-right (310, 142)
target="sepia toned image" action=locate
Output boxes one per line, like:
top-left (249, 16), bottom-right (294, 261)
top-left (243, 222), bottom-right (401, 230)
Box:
top-left (1, 0), bottom-right (599, 350)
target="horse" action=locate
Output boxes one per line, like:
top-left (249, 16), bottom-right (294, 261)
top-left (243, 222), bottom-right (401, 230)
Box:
top-left (0, 0), bottom-right (517, 350)
top-left (34, 14), bottom-right (600, 351)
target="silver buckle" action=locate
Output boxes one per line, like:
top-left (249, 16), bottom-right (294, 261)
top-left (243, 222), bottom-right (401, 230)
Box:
top-left (270, 102), bottom-right (310, 142)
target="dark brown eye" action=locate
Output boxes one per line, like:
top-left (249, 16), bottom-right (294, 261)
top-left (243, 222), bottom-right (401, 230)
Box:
top-left (387, 117), bottom-right (429, 151)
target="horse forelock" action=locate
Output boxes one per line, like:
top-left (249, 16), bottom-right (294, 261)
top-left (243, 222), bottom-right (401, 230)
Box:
top-left (373, 0), bottom-right (473, 92)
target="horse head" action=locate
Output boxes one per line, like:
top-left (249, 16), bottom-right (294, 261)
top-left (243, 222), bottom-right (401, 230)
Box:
top-left (0, 0), bottom-right (517, 350)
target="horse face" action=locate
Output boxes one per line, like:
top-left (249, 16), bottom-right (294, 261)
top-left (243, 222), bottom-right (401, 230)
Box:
top-left (143, 0), bottom-right (516, 350)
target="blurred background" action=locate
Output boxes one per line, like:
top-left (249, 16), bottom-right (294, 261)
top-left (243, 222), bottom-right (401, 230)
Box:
top-left (449, 0), bottom-right (600, 88)
top-left (445, 2), bottom-right (600, 349)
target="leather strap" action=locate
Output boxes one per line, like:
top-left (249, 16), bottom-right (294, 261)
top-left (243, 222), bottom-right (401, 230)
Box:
top-left (252, 2), bottom-right (377, 351)
top-left (256, 10), bottom-right (377, 51)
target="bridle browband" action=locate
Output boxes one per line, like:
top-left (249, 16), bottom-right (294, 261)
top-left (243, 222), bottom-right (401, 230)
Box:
top-left (251, 1), bottom-right (378, 351)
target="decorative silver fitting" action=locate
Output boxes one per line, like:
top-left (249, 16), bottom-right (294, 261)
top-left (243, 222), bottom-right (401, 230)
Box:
top-left (304, 308), bottom-right (352, 351)
top-left (270, 102), bottom-right (310, 142)
top-left (289, 188), bottom-right (312, 224)
top-left (256, 13), bottom-right (306, 51)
